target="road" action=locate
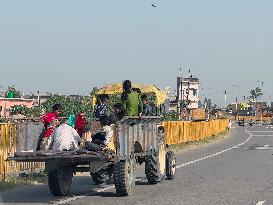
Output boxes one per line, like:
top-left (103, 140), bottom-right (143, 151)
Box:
top-left (1, 124), bottom-right (273, 205)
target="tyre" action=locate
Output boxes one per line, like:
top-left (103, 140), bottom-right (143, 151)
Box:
top-left (91, 171), bottom-right (107, 185)
top-left (166, 151), bottom-right (176, 180)
top-left (48, 168), bottom-right (73, 196)
top-left (113, 160), bottom-right (136, 196)
top-left (145, 143), bottom-right (166, 184)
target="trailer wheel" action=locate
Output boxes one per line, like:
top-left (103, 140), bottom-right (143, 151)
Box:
top-left (145, 144), bottom-right (166, 184)
top-left (48, 168), bottom-right (73, 196)
top-left (166, 151), bottom-right (176, 180)
top-left (113, 160), bottom-right (135, 196)
top-left (91, 171), bottom-right (107, 185)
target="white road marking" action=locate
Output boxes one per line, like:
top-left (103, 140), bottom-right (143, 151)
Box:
top-left (252, 147), bottom-right (273, 150)
top-left (53, 196), bottom-right (87, 205)
top-left (176, 128), bottom-right (253, 169)
top-left (250, 131), bottom-right (273, 133)
top-left (256, 201), bottom-right (265, 205)
top-left (96, 185), bottom-right (115, 193)
top-left (252, 135), bottom-right (273, 137)
top-left (52, 186), bottom-right (115, 205)
top-left (52, 179), bottom-right (141, 204)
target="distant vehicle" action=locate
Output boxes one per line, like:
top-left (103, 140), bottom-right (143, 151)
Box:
top-left (238, 119), bottom-right (245, 127)
top-left (228, 110), bottom-right (232, 114)
top-left (249, 119), bottom-right (255, 126)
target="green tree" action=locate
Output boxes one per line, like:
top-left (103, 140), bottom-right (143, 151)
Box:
top-left (41, 94), bottom-right (93, 118)
top-left (163, 111), bottom-right (180, 121)
top-left (226, 104), bottom-right (232, 111)
top-left (6, 86), bottom-right (22, 98)
top-left (9, 105), bottom-right (33, 117)
top-left (248, 87), bottom-right (263, 102)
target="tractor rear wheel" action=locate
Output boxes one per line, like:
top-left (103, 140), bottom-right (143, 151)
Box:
top-left (145, 144), bottom-right (166, 184)
top-left (166, 151), bottom-right (176, 180)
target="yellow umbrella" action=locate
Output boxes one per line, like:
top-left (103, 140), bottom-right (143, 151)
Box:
top-left (93, 82), bottom-right (166, 106)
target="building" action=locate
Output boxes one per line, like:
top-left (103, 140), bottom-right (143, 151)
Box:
top-left (177, 76), bottom-right (200, 110)
top-left (0, 97), bottom-right (34, 118)
top-left (28, 94), bottom-right (51, 106)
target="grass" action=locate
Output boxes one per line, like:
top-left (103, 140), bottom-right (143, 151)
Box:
top-left (0, 171), bottom-right (47, 192)
top-left (167, 129), bottom-right (230, 152)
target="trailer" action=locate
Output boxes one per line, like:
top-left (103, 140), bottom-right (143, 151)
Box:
top-left (8, 116), bottom-right (176, 196)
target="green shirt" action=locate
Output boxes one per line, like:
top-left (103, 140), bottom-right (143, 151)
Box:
top-left (122, 91), bottom-right (143, 116)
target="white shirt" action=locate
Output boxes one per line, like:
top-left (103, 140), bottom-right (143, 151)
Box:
top-left (102, 125), bottom-right (114, 145)
top-left (46, 124), bottom-right (82, 151)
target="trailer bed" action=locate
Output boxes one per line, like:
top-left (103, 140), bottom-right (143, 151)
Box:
top-left (8, 149), bottom-right (114, 163)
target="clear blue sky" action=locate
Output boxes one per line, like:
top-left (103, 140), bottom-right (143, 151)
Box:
top-left (0, 0), bottom-right (273, 106)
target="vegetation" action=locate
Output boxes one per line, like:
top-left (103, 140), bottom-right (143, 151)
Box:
top-left (248, 87), bottom-right (263, 102)
top-left (6, 86), bottom-right (22, 98)
top-left (167, 129), bottom-right (230, 152)
top-left (9, 94), bottom-right (93, 118)
top-left (9, 105), bottom-right (35, 117)
top-left (162, 111), bottom-right (180, 121)
top-left (7, 86), bottom-right (160, 119)
top-left (42, 94), bottom-right (93, 118)
top-left (0, 172), bottom-right (47, 192)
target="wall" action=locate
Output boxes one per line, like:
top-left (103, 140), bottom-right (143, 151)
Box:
top-left (0, 98), bottom-right (34, 118)
top-left (0, 122), bottom-right (44, 181)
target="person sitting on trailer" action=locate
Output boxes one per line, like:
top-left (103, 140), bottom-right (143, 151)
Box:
top-left (75, 111), bottom-right (87, 137)
top-left (91, 116), bottom-right (113, 146)
top-left (93, 94), bottom-right (110, 119)
top-left (109, 103), bottom-right (124, 124)
top-left (141, 94), bottom-right (157, 116)
top-left (85, 117), bottom-right (115, 152)
top-left (45, 120), bottom-right (83, 151)
top-left (38, 104), bottom-right (63, 150)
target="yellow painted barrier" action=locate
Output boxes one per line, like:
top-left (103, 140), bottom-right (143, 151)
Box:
top-left (0, 123), bottom-right (44, 181)
top-left (163, 119), bottom-right (229, 145)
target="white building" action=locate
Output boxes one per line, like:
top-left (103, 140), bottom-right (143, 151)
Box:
top-left (177, 76), bottom-right (200, 110)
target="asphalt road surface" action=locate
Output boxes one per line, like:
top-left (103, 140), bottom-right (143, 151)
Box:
top-left (1, 123), bottom-right (273, 205)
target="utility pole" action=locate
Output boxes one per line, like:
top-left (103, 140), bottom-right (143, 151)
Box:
top-left (224, 90), bottom-right (227, 109)
top-left (176, 67), bottom-right (184, 119)
top-left (37, 91), bottom-right (40, 107)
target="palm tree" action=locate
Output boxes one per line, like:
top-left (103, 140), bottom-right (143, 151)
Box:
top-left (248, 87), bottom-right (263, 102)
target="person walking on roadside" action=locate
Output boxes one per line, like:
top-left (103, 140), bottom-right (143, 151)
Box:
top-left (121, 80), bottom-right (143, 116)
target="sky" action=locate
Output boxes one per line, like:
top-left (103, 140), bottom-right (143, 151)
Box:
top-left (0, 0), bottom-right (273, 106)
